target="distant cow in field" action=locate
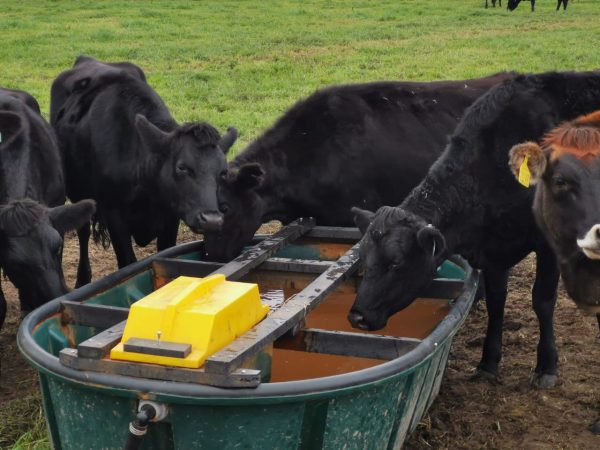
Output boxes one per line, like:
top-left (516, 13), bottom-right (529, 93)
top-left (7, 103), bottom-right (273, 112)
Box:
top-left (485, 0), bottom-right (502, 8)
top-left (349, 70), bottom-right (600, 389)
top-left (0, 88), bottom-right (95, 328)
top-left (202, 73), bottom-right (514, 262)
top-left (50, 57), bottom-right (237, 285)
top-left (507, 0), bottom-right (569, 11)
top-left (509, 112), bottom-right (600, 312)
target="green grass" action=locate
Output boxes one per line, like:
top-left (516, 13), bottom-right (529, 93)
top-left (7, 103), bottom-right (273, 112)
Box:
top-left (1, 0), bottom-right (600, 154)
top-left (2, 0), bottom-right (600, 448)
top-left (0, 395), bottom-right (49, 450)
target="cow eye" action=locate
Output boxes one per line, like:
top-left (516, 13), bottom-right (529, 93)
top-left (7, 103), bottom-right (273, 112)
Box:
top-left (219, 202), bottom-right (231, 214)
top-left (220, 170), bottom-right (227, 181)
top-left (176, 163), bottom-right (190, 175)
top-left (552, 175), bottom-right (572, 193)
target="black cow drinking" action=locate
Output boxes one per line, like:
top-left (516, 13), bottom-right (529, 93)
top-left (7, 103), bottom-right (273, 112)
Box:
top-left (204, 73), bottom-right (513, 261)
top-left (0, 88), bottom-right (95, 328)
top-left (50, 57), bottom-right (237, 284)
top-left (350, 71), bottom-right (600, 388)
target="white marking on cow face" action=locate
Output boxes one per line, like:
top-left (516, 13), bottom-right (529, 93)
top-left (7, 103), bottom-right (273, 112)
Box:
top-left (577, 224), bottom-right (600, 260)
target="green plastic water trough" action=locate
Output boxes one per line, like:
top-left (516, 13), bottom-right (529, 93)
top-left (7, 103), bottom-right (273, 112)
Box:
top-left (18, 223), bottom-right (478, 450)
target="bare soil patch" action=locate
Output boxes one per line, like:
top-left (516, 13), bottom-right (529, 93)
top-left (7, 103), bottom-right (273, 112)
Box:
top-left (1, 229), bottom-right (599, 449)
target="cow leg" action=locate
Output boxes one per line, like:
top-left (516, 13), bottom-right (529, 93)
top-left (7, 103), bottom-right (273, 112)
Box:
top-left (156, 219), bottom-right (179, 252)
top-left (596, 314), bottom-right (600, 336)
top-left (530, 246), bottom-right (560, 388)
top-left (0, 281), bottom-right (6, 329)
top-left (105, 210), bottom-right (137, 268)
top-left (531, 0), bottom-right (535, 11)
top-left (75, 223), bottom-right (92, 288)
top-left (476, 267), bottom-right (510, 378)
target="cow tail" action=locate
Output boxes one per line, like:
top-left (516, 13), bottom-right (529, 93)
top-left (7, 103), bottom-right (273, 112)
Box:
top-left (91, 213), bottom-right (111, 250)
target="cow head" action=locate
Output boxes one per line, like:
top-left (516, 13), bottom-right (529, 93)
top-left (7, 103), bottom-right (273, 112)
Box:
top-left (0, 199), bottom-right (95, 311)
top-left (135, 114), bottom-right (238, 233)
top-left (347, 206), bottom-right (447, 330)
top-left (203, 163), bottom-right (265, 261)
top-left (509, 111), bottom-right (600, 311)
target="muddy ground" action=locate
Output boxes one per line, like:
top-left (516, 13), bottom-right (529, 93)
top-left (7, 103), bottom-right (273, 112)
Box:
top-left (1, 227), bottom-right (599, 449)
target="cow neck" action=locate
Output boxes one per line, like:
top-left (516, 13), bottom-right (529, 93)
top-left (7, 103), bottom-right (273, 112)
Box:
top-left (232, 150), bottom-right (289, 223)
top-left (401, 159), bottom-right (484, 254)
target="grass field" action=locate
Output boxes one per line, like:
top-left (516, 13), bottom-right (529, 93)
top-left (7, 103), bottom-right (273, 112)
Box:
top-left (2, 0), bottom-right (600, 448)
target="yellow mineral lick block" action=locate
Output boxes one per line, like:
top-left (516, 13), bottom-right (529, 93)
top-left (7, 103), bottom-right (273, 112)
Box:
top-left (110, 274), bottom-right (269, 368)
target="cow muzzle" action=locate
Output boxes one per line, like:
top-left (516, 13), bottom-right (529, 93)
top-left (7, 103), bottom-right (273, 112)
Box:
top-left (196, 212), bottom-right (224, 233)
top-left (347, 310), bottom-right (371, 330)
top-left (577, 224), bottom-right (600, 260)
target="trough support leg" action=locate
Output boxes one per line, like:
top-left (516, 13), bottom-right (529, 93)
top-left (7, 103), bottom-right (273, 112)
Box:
top-left (477, 267), bottom-right (509, 378)
top-left (530, 245), bottom-right (560, 388)
top-left (75, 222), bottom-right (92, 287)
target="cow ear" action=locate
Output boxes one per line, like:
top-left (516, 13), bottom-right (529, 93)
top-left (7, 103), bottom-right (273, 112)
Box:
top-left (49, 200), bottom-right (96, 235)
top-left (229, 163), bottom-right (264, 191)
top-left (219, 127), bottom-right (238, 155)
top-left (74, 55), bottom-right (95, 67)
top-left (417, 225), bottom-right (446, 260)
top-left (0, 111), bottom-right (24, 150)
top-left (508, 142), bottom-right (546, 187)
top-left (351, 207), bottom-right (375, 235)
top-left (135, 114), bottom-right (169, 154)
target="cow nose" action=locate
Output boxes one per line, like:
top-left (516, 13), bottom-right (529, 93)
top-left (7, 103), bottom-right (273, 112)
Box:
top-left (577, 224), bottom-right (600, 260)
top-left (198, 212), bottom-right (224, 232)
top-left (348, 310), bottom-right (371, 330)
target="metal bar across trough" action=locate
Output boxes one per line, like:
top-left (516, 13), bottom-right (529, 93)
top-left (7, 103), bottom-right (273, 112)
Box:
top-left (59, 348), bottom-right (260, 388)
top-left (217, 217), bottom-right (316, 280)
top-left (275, 328), bottom-right (422, 361)
top-left (60, 301), bottom-right (130, 329)
top-left (203, 242), bottom-right (362, 375)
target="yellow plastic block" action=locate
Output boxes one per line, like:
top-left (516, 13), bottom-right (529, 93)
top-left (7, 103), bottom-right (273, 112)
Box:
top-left (110, 274), bottom-right (269, 368)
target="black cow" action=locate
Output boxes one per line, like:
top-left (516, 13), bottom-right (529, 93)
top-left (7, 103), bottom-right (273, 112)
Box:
top-left (507, 0), bottom-right (569, 11)
top-left (203, 73), bottom-right (514, 262)
top-left (350, 71), bottom-right (600, 388)
top-left (0, 88), bottom-right (95, 328)
top-left (51, 57), bottom-right (237, 284)
top-left (485, 0), bottom-right (502, 8)
top-left (508, 112), bottom-right (600, 312)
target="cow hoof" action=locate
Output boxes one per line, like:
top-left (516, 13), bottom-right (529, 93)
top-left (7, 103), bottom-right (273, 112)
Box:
top-left (470, 368), bottom-right (501, 384)
top-left (529, 372), bottom-right (557, 389)
top-left (591, 420), bottom-right (600, 435)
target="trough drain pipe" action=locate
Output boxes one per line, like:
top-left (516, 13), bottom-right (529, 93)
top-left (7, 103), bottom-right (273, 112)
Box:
top-left (123, 400), bottom-right (168, 450)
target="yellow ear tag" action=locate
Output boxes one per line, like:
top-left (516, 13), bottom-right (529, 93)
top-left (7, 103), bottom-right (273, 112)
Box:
top-left (518, 156), bottom-right (531, 188)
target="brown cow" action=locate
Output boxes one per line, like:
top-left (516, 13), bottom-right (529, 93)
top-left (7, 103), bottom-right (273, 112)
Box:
top-left (509, 111), bottom-right (600, 433)
top-left (509, 111), bottom-right (600, 314)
